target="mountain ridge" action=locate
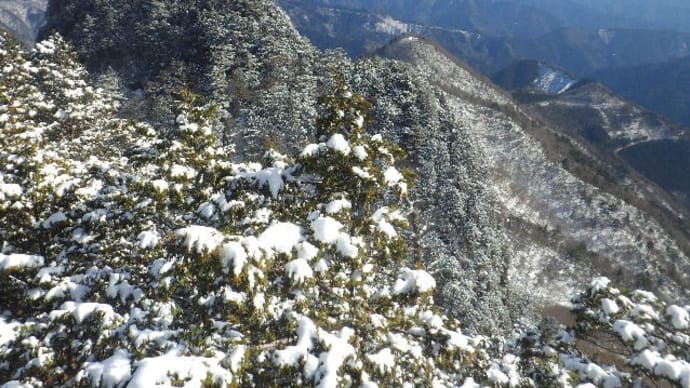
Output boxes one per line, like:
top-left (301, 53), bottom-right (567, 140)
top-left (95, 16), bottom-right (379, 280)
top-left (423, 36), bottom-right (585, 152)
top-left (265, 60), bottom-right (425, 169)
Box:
top-left (372, 35), bottom-right (690, 305)
top-left (1, 1), bottom-right (690, 386)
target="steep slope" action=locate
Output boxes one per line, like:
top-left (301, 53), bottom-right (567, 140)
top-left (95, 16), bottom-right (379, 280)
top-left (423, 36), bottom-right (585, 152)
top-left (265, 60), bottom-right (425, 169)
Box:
top-left (3, 31), bottom-right (690, 388)
top-left (592, 56), bottom-right (690, 128)
top-left (491, 60), bottom-right (579, 94)
top-left (0, 0), bottom-right (46, 44)
top-left (514, 80), bottom-right (690, 210)
top-left (41, 0), bottom-right (518, 333)
top-left (375, 36), bottom-right (690, 307)
top-left (40, 0), bottom-right (690, 329)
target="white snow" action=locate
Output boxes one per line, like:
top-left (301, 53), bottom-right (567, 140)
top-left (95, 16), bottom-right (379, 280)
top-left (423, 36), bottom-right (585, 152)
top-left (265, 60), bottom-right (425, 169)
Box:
top-left (75, 179), bottom-right (103, 200)
top-left (590, 277), bottom-right (611, 293)
top-left (460, 378), bottom-right (481, 388)
top-left (251, 167), bottom-right (285, 198)
top-left (296, 241), bottom-right (319, 261)
top-left (487, 364), bottom-right (509, 385)
top-left (667, 305), bottom-right (690, 329)
top-left (392, 268), bottom-right (436, 295)
top-left (366, 348), bottom-right (395, 374)
top-left (219, 242), bottom-right (248, 276)
top-left (311, 216), bottom-right (343, 244)
top-left (0, 183), bottom-right (23, 199)
top-left (315, 327), bottom-right (356, 388)
top-left (197, 202), bottom-right (216, 219)
top-left (533, 63), bottom-right (578, 94)
top-left (372, 208), bottom-right (397, 238)
top-left (81, 349), bottom-right (132, 388)
top-left (274, 316), bottom-right (317, 368)
top-left (325, 199), bottom-right (352, 214)
top-left (601, 298), bottom-right (620, 315)
top-left (175, 226), bottom-right (225, 254)
top-left (632, 350), bottom-right (686, 383)
top-left (335, 233), bottom-right (359, 258)
top-left (301, 143), bottom-right (322, 157)
top-left (0, 253), bottom-right (44, 272)
top-left (35, 40), bottom-right (56, 55)
top-left (150, 179), bottom-right (168, 193)
top-left (354, 115), bottom-right (365, 129)
top-left (0, 318), bottom-right (19, 346)
top-left (41, 211), bottom-right (67, 228)
top-left (326, 133), bottom-right (351, 156)
top-left (137, 230), bottom-right (160, 249)
top-left (353, 145), bottom-right (368, 160)
top-left (169, 164), bottom-right (198, 180)
top-left (613, 320), bottom-right (648, 350)
top-left (258, 222), bottom-right (302, 254)
top-left (286, 258), bottom-right (314, 284)
top-left (129, 353), bottom-right (233, 388)
top-left (60, 301), bottom-right (116, 324)
top-left (383, 166), bottom-right (403, 185)
top-left (227, 345), bottom-right (246, 373)
top-left (352, 166), bottom-right (371, 179)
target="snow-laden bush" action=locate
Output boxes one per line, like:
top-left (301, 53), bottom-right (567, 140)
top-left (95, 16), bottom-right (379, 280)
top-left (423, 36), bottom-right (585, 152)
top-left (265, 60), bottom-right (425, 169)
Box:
top-left (1, 34), bottom-right (688, 388)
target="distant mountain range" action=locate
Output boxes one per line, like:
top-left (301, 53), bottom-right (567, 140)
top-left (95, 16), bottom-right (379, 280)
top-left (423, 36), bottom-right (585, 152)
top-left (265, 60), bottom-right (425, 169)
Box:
top-left (501, 74), bottom-right (690, 209)
top-left (319, 0), bottom-right (690, 35)
top-left (282, 1), bottom-right (690, 73)
top-left (279, 0), bottom-right (690, 130)
top-left (593, 56), bottom-right (690, 128)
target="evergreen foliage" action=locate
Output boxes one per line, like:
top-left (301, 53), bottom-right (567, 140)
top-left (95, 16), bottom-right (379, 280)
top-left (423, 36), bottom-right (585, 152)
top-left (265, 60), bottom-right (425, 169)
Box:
top-left (39, 0), bottom-right (522, 334)
top-left (2, 32), bottom-right (689, 388)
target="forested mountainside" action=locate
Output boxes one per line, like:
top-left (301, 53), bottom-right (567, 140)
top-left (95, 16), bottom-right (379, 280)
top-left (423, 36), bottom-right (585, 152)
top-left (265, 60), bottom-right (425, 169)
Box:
top-left (491, 60), bottom-right (579, 95)
top-left (38, 0), bottom-right (517, 334)
top-left (374, 35), bottom-right (690, 306)
top-left (0, 0), bottom-right (46, 44)
top-left (1, 0), bottom-right (689, 387)
top-left (592, 56), bottom-right (690, 128)
top-left (494, 64), bottom-right (690, 211)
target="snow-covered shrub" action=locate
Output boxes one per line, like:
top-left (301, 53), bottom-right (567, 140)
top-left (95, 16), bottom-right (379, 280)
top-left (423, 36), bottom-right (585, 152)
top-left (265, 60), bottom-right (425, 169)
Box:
top-left (2, 34), bottom-right (689, 388)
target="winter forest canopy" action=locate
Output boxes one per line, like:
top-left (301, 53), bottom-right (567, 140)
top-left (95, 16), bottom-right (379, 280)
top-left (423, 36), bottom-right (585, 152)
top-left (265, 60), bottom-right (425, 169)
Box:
top-left (0, 1), bottom-right (689, 387)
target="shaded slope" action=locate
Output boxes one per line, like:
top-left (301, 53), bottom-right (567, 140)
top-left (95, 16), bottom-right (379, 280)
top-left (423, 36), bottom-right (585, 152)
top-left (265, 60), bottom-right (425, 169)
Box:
top-left (592, 56), bottom-right (690, 128)
top-left (491, 60), bottom-right (578, 94)
top-left (514, 80), bottom-right (690, 210)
